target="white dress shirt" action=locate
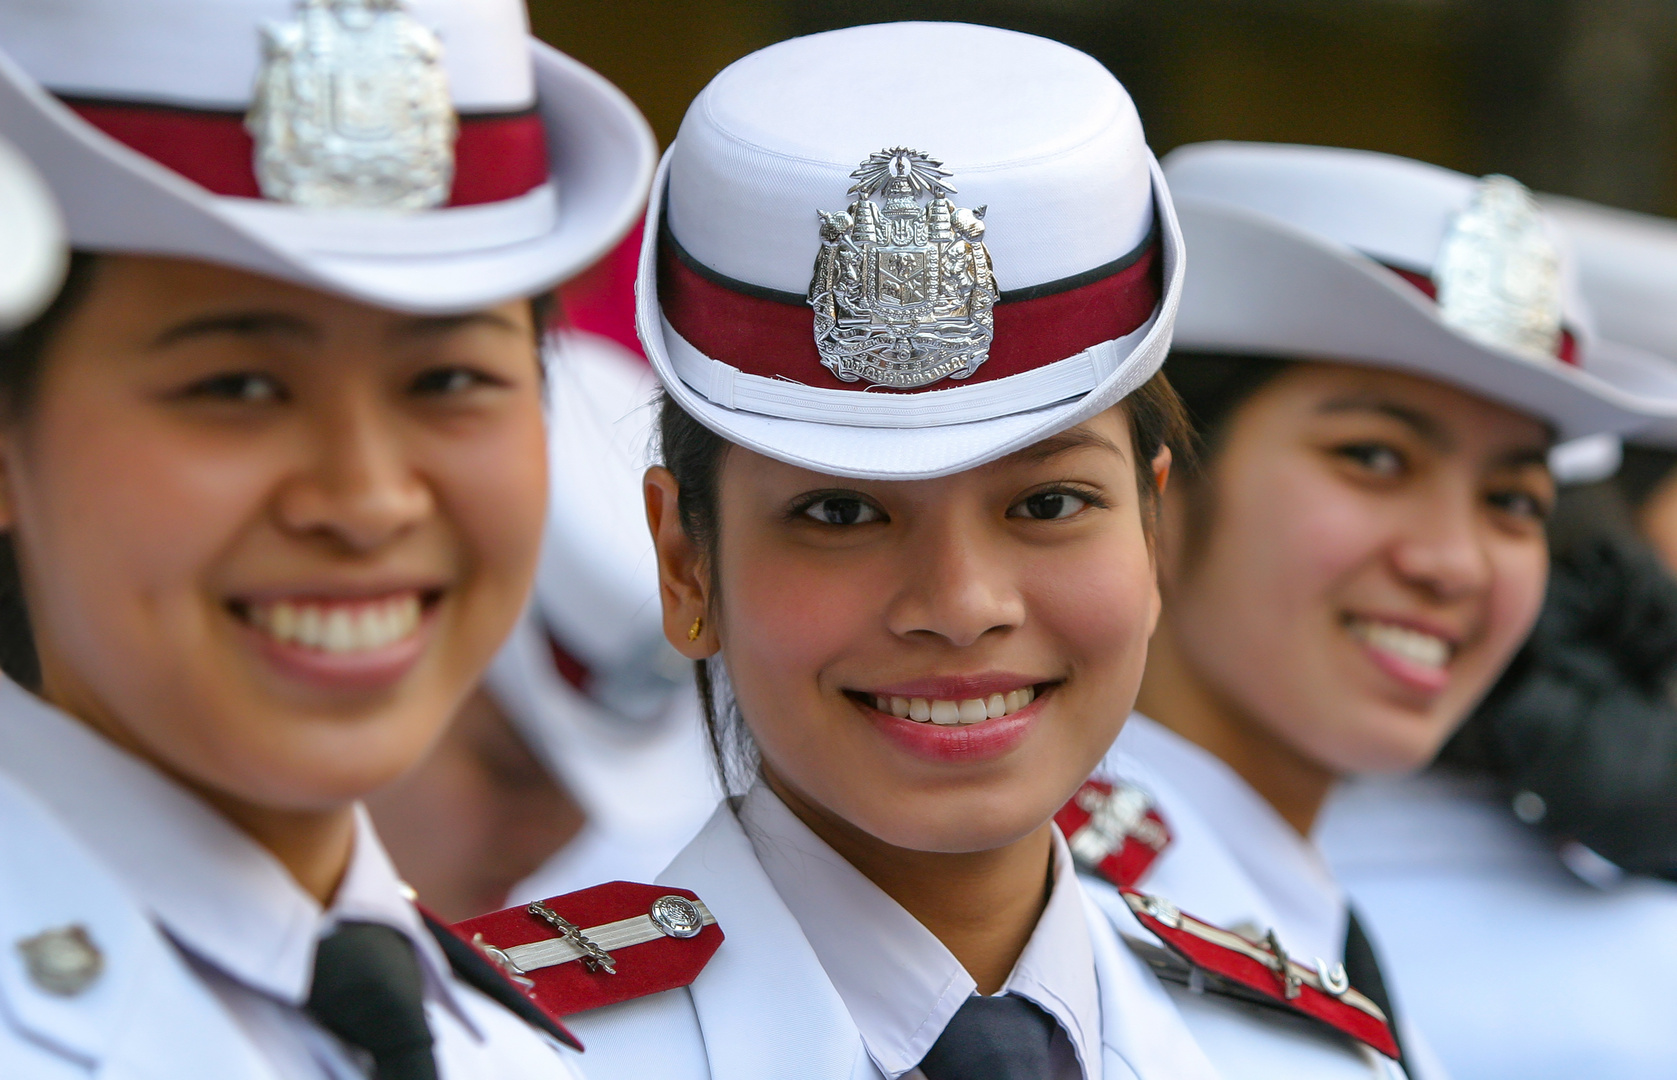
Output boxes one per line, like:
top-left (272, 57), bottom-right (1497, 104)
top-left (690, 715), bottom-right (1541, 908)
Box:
top-left (738, 783), bottom-right (1101, 1080)
top-left (0, 677), bottom-right (580, 1079)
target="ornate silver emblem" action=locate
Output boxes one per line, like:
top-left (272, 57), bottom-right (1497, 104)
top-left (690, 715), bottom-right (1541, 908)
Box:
top-left (16, 924), bottom-right (103, 997)
top-left (809, 148), bottom-right (999, 388)
top-left (1434, 175), bottom-right (1564, 361)
top-left (648, 895), bottom-right (704, 939)
top-left (247, 0), bottom-right (457, 210)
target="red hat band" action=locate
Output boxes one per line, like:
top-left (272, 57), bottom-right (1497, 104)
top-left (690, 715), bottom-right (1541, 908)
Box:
top-left (661, 219), bottom-right (1164, 394)
top-left (64, 96), bottom-right (550, 209)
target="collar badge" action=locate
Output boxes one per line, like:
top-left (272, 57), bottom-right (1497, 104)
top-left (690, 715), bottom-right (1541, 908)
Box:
top-left (809, 148), bottom-right (999, 388)
top-left (1434, 174), bottom-right (1564, 362)
top-left (17, 924), bottom-right (103, 997)
top-left (248, 0), bottom-right (457, 210)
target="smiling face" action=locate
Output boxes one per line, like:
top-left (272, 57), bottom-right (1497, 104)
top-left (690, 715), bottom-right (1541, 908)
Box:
top-left (0, 255), bottom-right (548, 813)
top-left (649, 408), bottom-right (1165, 855)
top-left (1150, 363), bottom-right (1553, 780)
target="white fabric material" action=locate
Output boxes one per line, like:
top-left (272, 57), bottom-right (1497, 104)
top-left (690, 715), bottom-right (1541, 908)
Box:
top-left (738, 783), bottom-right (1098, 1080)
top-left (1320, 772), bottom-right (1677, 1080)
top-left (566, 800), bottom-right (1222, 1080)
top-left (1540, 196), bottom-right (1677, 444)
top-left (0, 133), bottom-right (63, 329)
top-left (641, 20), bottom-right (1184, 481)
top-left (1082, 714), bottom-right (1440, 1080)
top-left (667, 22), bottom-right (1151, 294)
top-left (1162, 142), bottom-right (1651, 441)
top-left (0, 6), bottom-right (655, 313)
top-left (0, 0), bottom-right (535, 111)
top-left (0, 678), bottom-right (582, 1079)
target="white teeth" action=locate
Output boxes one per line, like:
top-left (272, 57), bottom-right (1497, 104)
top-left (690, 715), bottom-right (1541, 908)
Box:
top-left (248, 594), bottom-right (422, 654)
top-left (872, 685), bottom-right (1039, 725)
top-left (1348, 619), bottom-right (1451, 669)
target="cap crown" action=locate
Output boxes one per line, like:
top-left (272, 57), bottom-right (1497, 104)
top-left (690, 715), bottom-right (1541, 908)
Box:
top-left (0, 0), bottom-right (534, 111)
top-left (666, 21), bottom-right (1153, 295)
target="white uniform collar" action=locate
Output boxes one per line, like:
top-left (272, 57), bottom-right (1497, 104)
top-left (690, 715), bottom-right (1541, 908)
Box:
top-left (738, 782), bottom-right (1101, 1080)
top-left (0, 677), bottom-right (474, 1032)
top-left (1111, 713), bottom-right (1348, 964)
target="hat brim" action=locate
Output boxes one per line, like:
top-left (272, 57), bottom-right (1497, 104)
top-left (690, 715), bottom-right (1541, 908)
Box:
top-left (0, 134), bottom-right (64, 330)
top-left (1589, 338), bottom-right (1677, 448)
top-left (1172, 196), bottom-right (1649, 441)
top-left (638, 151), bottom-right (1186, 481)
top-left (0, 41), bottom-right (654, 315)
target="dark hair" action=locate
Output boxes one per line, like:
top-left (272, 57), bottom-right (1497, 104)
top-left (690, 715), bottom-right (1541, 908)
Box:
top-left (656, 370), bottom-right (1192, 792)
top-left (0, 254), bottom-right (558, 692)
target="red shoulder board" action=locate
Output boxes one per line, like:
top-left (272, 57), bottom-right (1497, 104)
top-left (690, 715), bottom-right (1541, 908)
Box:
top-left (453, 881), bottom-right (724, 1018)
top-left (1055, 778), bottom-right (1171, 888)
top-left (1120, 887), bottom-right (1400, 1060)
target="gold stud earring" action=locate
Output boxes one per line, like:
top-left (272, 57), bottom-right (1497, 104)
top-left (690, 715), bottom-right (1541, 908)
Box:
top-left (687, 616), bottom-right (705, 642)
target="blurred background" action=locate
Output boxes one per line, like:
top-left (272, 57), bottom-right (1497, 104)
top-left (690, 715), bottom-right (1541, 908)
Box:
top-left (533, 0), bottom-right (1677, 216)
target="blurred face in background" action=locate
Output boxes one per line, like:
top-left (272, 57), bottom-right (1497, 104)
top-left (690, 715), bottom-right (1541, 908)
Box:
top-left (0, 255), bottom-right (549, 844)
top-left (1141, 363), bottom-right (1554, 814)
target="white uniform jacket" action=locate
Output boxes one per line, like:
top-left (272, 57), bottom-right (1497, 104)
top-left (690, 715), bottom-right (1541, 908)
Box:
top-left (565, 797), bottom-right (1223, 1080)
top-left (0, 769), bottom-right (276, 1080)
top-left (1320, 772), bottom-right (1677, 1080)
top-left (1083, 714), bottom-right (1448, 1080)
top-left (0, 678), bottom-right (583, 1080)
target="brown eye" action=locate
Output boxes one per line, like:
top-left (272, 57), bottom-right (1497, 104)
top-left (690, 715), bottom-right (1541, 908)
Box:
top-left (801, 496), bottom-right (883, 525)
top-left (182, 372), bottom-right (285, 402)
top-left (1010, 490), bottom-right (1090, 520)
top-left (1338, 443), bottom-right (1404, 477)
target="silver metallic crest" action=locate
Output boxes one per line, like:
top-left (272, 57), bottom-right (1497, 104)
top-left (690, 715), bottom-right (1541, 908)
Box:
top-left (16, 924), bottom-right (103, 997)
top-left (1434, 175), bottom-right (1564, 361)
top-left (808, 148), bottom-right (999, 388)
top-left (248, 0), bottom-right (457, 210)
top-left (649, 895), bottom-right (704, 939)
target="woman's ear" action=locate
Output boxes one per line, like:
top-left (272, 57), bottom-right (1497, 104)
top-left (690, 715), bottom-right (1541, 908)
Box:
top-left (644, 466), bottom-right (717, 658)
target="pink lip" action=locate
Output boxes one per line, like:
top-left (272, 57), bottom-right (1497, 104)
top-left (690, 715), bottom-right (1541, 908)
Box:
top-left (1347, 615), bottom-right (1455, 698)
top-left (862, 690), bottom-right (1047, 764)
top-left (234, 593), bottom-right (437, 694)
top-left (860, 672), bottom-right (1045, 701)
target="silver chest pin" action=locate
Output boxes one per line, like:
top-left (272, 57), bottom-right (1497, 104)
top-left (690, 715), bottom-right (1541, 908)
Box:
top-left (17, 924), bottom-right (104, 997)
top-left (809, 147), bottom-right (1000, 389)
top-left (247, 0), bottom-right (457, 210)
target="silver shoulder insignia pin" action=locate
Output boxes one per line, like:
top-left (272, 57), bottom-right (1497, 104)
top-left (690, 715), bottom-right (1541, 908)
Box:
top-left (1434, 174), bottom-right (1563, 361)
top-left (809, 147), bottom-right (999, 388)
top-left (248, 0), bottom-right (457, 210)
top-left (17, 924), bottom-right (103, 997)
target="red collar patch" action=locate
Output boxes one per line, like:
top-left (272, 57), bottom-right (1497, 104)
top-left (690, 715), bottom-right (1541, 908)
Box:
top-left (1055, 778), bottom-right (1171, 888)
top-left (453, 881), bottom-right (724, 1019)
top-left (1121, 887), bottom-right (1400, 1060)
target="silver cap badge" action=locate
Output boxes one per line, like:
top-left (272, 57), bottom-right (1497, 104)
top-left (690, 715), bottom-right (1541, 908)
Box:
top-left (1434, 175), bottom-right (1564, 362)
top-left (17, 924), bottom-right (103, 997)
top-left (809, 148), bottom-right (999, 388)
top-left (247, 0), bottom-right (457, 211)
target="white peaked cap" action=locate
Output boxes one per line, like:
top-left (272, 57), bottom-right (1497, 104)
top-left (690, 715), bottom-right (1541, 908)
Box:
top-left (0, 0), bottom-right (656, 314)
top-left (1539, 196), bottom-right (1677, 447)
top-left (0, 134), bottom-right (63, 330)
top-left (1163, 142), bottom-right (1650, 440)
top-left (643, 21), bottom-right (1183, 480)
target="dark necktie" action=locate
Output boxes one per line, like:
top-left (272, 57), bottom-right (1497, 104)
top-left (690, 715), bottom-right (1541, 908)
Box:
top-left (1344, 906), bottom-right (1409, 1068)
top-left (917, 993), bottom-right (1060, 1080)
top-left (307, 921), bottom-right (439, 1080)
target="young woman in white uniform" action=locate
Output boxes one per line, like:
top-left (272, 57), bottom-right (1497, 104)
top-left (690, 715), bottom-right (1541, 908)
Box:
top-left (0, 0), bottom-right (654, 1075)
top-left (549, 21), bottom-right (1221, 1080)
top-left (1071, 143), bottom-right (1654, 1080)
top-left (1319, 196), bottom-right (1677, 1080)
